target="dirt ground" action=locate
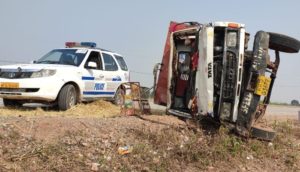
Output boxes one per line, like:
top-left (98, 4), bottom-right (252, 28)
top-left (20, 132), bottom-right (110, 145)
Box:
top-left (0, 100), bottom-right (299, 171)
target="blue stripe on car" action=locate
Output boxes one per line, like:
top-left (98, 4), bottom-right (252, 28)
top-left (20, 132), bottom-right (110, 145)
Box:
top-left (112, 78), bottom-right (122, 81)
top-left (82, 76), bottom-right (95, 80)
top-left (83, 91), bottom-right (115, 95)
top-left (112, 76), bottom-right (122, 81)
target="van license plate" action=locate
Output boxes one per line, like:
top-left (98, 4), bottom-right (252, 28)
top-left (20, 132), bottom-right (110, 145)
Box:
top-left (255, 76), bottom-right (271, 96)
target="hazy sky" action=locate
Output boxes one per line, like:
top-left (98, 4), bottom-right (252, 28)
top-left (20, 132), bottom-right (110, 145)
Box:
top-left (0, 0), bottom-right (299, 103)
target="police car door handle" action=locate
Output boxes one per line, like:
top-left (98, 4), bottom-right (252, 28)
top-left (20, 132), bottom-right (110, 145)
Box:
top-left (99, 74), bottom-right (104, 78)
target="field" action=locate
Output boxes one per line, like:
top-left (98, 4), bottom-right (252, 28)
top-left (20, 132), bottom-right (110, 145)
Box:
top-left (0, 99), bottom-right (299, 171)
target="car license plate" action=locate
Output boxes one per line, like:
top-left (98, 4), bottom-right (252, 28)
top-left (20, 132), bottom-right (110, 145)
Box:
top-left (255, 76), bottom-right (271, 96)
top-left (0, 82), bottom-right (19, 88)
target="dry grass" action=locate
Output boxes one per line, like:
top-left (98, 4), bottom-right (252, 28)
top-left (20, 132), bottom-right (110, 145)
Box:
top-left (116, 120), bottom-right (300, 171)
top-left (0, 102), bottom-right (299, 171)
top-left (0, 116), bottom-right (299, 171)
top-left (0, 100), bottom-right (120, 118)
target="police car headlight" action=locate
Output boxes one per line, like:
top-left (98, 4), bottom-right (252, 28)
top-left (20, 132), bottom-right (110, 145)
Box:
top-left (31, 69), bottom-right (56, 78)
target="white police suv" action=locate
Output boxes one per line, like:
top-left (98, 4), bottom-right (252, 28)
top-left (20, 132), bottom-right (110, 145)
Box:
top-left (0, 42), bottom-right (129, 110)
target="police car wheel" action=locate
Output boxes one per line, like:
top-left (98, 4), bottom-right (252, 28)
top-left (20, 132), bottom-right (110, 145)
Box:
top-left (58, 84), bottom-right (77, 111)
top-left (113, 88), bottom-right (124, 106)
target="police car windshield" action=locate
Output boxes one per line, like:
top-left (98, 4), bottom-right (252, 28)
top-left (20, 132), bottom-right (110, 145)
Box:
top-left (36, 49), bottom-right (87, 66)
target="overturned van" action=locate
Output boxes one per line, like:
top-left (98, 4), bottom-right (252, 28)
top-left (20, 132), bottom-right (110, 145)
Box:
top-left (154, 21), bottom-right (300, 140)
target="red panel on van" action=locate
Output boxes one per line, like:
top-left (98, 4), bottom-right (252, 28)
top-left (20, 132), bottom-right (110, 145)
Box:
top-left (154, 21), bottom-right (199, 105)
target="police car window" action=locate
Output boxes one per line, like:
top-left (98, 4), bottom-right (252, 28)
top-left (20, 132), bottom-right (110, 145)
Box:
top-left (102, 53), bottom-right (118, 71)
top-left (36, 49), bottom-right (86, 66)
top-left (85, 51), bottom-right (103, 70)
top-left (115, 55), bottom-right (128, 71)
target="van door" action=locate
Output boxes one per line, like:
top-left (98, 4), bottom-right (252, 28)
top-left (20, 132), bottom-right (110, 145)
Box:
top-left (154, 21), bottom-right (197, 106)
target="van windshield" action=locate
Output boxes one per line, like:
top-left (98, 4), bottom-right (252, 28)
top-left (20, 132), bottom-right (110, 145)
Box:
top-left (36, 49), bottom-right (87, 66)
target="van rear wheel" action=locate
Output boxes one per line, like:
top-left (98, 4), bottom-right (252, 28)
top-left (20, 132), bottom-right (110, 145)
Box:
top-left (58, 84), bottom-right (77, 111)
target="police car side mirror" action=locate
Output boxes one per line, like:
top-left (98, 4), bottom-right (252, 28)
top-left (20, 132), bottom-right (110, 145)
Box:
top-left (87, 61), bottom-right (97, 69)
top-left (30, 60), bottom-right (36, 64)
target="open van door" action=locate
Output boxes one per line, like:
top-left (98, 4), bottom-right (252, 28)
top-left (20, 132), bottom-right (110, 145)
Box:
top-left (154, 21), bottom-right (200, 106)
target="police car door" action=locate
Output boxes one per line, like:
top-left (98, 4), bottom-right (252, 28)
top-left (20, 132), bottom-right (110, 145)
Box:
top-left (82, 50), bottom-right (107, 99)
top-left (100, 52), bottom-right (123, 97)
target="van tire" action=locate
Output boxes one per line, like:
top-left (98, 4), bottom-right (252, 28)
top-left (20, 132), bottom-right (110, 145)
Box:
top-left (268, 32), bottom-right (300, 53)
top-left (58, 84), bottom-right (77, 111)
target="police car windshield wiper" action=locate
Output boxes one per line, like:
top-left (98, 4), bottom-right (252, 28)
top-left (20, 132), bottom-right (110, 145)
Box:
top-left (36, 60), bottom-right (59, 64)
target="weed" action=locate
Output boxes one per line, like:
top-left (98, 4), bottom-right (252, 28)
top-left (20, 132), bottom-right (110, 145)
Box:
top-left (0, 117), bottom-right (299, 171)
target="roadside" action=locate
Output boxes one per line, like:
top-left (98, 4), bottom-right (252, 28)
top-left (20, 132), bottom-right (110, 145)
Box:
top-left (0, 99), bottom-right (299, 171)
top-left (0, 112), bottom-right (299, 171)
top-left (1, 98), bottom-right (298, 119)
top-left (264, 104), bottom-right (300, 121)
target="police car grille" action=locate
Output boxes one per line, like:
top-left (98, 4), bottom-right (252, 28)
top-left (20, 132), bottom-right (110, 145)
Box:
top-left (0, 72), bottom-right (33, 79)
top-left (222, 51), bottom-right (237, 99)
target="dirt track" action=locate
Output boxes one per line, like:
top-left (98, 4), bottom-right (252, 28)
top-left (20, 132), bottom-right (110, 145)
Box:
top-left (1, 98), bottom-right (299, 119)
top-left (265, 105), bottom-right (300, 121)
top-left (150, 101), bottom-right (300, 121)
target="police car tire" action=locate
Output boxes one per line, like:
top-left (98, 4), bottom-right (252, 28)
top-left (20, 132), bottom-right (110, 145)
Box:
top-left (3, 99), bottom-right (23, 107)
top-left (58, 84), bottom-right (77, 111)
top-left (268, 32), bottom-right (300, 53)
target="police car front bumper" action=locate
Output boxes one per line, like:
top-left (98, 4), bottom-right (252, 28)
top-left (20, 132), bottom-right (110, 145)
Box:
top-left (0, 77), bottom-right (64, 102)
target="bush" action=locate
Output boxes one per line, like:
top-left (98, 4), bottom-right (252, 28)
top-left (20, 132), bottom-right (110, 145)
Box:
top-left (291, 100), bottom-right (299, 106)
